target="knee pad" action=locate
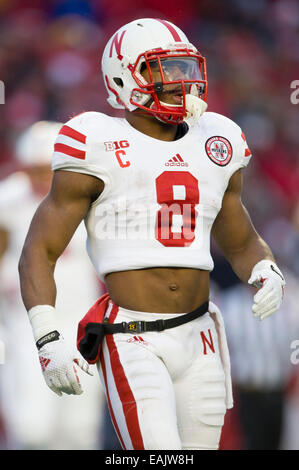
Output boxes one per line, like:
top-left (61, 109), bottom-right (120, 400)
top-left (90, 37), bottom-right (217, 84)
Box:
top-left (191, 356), bottom-right (227, 427)
top-left (179, 357), bottom-right (227, 450)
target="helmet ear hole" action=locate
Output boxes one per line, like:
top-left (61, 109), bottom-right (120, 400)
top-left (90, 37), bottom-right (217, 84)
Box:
top-left (113, 77), bottom-right (124, 88)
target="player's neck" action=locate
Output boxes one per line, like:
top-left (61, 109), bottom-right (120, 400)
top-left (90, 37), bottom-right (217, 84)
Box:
top-left (125, 110), bottom-right (178, 142)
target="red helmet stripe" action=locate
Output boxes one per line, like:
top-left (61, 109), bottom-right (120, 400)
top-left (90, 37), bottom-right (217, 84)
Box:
top-left (156, 19), bottom-right (182, 42)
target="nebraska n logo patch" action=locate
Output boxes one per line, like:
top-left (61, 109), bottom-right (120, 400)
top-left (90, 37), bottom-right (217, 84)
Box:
top-left (205, 136), bottom-right (232, 166)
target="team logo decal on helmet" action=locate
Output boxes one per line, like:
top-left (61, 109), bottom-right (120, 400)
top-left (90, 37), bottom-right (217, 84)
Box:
top-left (101, 18), bottom-right (208, 125)
top-left (205, 136), bottom-right (233, 166)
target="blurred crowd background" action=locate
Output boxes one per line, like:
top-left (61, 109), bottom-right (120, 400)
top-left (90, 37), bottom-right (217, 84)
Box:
top-left (0, 0), bottom-right (298, 450)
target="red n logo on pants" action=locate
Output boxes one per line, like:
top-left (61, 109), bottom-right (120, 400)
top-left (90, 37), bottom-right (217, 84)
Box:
top-left (200, 329), bottom-right (215, 355)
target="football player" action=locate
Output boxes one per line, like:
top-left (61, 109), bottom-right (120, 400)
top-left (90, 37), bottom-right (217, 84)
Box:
top-left (0, 121), bottom-right (105, 449)
top-left (18, 19), bottom-right (285, 450)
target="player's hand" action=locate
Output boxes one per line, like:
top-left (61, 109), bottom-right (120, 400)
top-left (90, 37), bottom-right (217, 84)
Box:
top-left (38, 335), bottom-right (93, 396)
top-left (248, 260), bottom-right (285, 320)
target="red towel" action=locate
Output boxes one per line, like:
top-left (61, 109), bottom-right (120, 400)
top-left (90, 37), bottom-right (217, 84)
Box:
top-left (77, 293), bottom-right (111, 364)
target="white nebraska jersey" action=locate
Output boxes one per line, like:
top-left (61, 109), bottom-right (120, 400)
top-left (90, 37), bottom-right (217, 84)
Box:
top-left (52, 111), bottom-right (252, 281)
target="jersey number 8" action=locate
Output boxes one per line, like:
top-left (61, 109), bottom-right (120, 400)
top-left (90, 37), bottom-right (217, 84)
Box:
top-left (155, 171), bottom-right (199, 247)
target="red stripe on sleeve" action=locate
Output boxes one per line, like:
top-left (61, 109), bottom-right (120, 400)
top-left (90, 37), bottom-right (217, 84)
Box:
top-left (241, 131), bottom-right (251, 157)
top-left (54, 143), bottom-right (86, 160)
top-left (59, 125), bottom-right (86, 144)
top-left (156, 19), bottom-right (182, 42)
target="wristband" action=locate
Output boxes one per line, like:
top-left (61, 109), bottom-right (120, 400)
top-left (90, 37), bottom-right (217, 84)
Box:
top-left (36, 330), bottom-right (60, 350)
top-left (28, 305), bottom-right (59, 342)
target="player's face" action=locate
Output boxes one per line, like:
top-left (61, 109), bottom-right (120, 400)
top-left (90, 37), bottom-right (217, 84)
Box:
top-left (141, 57), bottom-right (201, 105)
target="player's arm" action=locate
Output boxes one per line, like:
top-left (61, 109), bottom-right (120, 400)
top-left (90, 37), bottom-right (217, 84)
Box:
top-left (211, 169), bottom-right (272, 283)
top-left (18, 170), bottom-right (104, 396)
top-left (19, 170), bottom-right (102, 309)
top-left (211, 169), bottom-right (285, 319)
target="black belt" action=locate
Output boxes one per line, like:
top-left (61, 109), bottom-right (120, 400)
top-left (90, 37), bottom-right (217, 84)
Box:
top-left (78, 300), bottom-right (209, 363)
top-left (103, 300), bottom-right (209, 334)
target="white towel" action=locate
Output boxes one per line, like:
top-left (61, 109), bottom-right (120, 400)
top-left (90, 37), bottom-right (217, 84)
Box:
top-left (209, 301), bottom-right (234, 409)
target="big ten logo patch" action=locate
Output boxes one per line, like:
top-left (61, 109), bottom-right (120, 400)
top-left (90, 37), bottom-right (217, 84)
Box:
top-left (104, 140), bottom-right (131, 168)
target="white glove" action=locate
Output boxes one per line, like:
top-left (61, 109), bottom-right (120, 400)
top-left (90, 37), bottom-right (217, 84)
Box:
top-left (28, 305), bottom-right (93, 396)
top-left (38, 335), bottom-right (93, 397)
top-left (248, 259), bottom-right (285, 320)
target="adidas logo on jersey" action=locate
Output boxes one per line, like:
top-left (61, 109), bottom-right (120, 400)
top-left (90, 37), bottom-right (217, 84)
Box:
top-left (165, 154), bottom-right (188, 167)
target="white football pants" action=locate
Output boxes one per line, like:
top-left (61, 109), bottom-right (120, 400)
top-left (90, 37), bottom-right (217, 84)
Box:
top-left (97, 302), bottom-right (230, 450)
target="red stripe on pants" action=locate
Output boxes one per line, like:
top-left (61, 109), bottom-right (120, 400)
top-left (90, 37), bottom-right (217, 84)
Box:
top-left (105, 303), bottom-right (144, 449)
top-left (100, 351), bottom-right (126, 449)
